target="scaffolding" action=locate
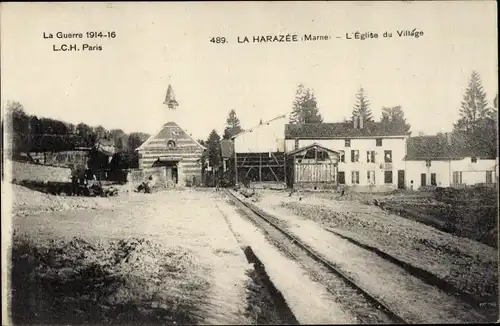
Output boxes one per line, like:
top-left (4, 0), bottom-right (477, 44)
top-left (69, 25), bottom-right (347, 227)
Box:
top-left (234, 152), bottom-right (286, 185)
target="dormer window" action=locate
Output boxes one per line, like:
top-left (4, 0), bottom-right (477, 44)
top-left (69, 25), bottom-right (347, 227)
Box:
top-left (471, 156), bottom-right (477, 163)
top-left (425, 160), bottom-right (431, 167)
top-left (345, 139), bottom-right (351, 147)
top-left (376, 138), bottom-right (383, 147)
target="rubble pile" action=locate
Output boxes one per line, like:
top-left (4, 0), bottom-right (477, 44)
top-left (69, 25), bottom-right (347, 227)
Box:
top-left (238, 187), bottom-right (263, 202)
top-left (11, 184), bottom-right (117, 217)
top-left (11, 235), bottom-right (210, 325)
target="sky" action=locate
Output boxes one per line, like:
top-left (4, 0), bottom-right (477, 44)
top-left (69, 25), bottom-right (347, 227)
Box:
top-left (1, 1), bottom-right (498, 140)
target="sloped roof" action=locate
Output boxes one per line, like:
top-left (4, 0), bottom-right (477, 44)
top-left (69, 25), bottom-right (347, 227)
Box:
top-left (287, 142), bottom-right (340, 156)
top-left (404, 134), bottom-right (494, 160)
top-left (231, 114), bottom-right (287, 139)
top-left (135, 121), bottom-right (206, 151)
top-left (285, 122), bottom-right (409, 139)
top-left (220, 139), bottom-right (234, 158)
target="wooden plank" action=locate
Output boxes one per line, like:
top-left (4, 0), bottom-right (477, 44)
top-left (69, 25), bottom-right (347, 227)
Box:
top-left (259, 153), bottom-right (262, 182)
top-left (293, 162), bottom-right (338, 183)
top-left (234, 150), bottom-right (238, 185)
top-left (245, 167), bottom-right (254, 178)
top-left (269, 166), bottom-right (279, 182)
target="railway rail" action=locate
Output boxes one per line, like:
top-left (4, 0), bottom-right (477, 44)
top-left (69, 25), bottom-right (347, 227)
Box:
top-left (223, 188), bottom-right (408, 324)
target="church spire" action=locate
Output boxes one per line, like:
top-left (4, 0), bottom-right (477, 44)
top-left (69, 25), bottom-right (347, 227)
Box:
top-left (163, 84), bottom-right (178, 110)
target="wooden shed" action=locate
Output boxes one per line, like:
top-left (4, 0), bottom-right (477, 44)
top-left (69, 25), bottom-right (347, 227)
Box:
top-left (232, 114), bottom-right (287, 187)
top-left (287, 143), bottom-right (340, 189)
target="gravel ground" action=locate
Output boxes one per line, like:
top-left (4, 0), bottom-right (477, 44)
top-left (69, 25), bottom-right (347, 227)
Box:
top-left (8, 186), bottom-right (253, 324)
top-left (217, 200), bottom-right (358, 324)
top-left (249, 190), bottom-right (497, 322)
top-left (255, 190), bottom-right (498, 304)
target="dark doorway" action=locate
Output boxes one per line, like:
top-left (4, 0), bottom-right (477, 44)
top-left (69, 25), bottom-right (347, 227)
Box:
top-left (338, 171), bottom-right (345, 184)
top-left (421, 173), bottom-right (427, 187)
top-left (397, 170), bottom-right (405, 189)
top-left (153, 159), bottom-right (179, 184)
top-left (172, 166), bottom-right (178, 184)
top-left (430, 173), bottom-right (436, 186)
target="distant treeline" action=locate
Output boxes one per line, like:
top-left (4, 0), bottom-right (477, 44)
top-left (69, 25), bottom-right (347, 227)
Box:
top-left (2, 101), bottom-right (150, 154)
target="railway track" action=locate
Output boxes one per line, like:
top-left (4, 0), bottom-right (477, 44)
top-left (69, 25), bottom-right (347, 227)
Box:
top-left (224, 188), bottom-right (408, 324)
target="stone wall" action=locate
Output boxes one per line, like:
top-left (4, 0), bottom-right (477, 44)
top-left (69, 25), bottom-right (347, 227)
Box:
top-left (10, 161), bottom-right (72, 183)
top-left (127, 167), bottom-right (167, 187)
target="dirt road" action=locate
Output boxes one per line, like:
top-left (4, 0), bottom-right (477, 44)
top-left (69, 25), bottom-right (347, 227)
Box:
top-left (10, 187), bottom-right (254, 325)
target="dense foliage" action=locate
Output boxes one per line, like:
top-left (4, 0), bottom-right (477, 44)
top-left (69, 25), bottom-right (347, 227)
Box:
top-left (2, 101), bottom-right (149, 154)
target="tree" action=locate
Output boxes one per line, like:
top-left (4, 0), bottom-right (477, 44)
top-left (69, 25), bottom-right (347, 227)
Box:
top-left (127, 132), bottom-right (149, 152)
top-left (380, 106), bottom-right (411, 134)
top-left (206, 129), bottom-right (221, 168)
top-left (453, 71), bottom-right (490, 135)
top-left (110, 129), bottom-right (127, 150)
top-left (223, 109), bottom-right (243, 139)
top-left (4, 101), bottom-right (30, 153)
top-left (289, 84), bottom-right (323, 124)
top-left (94, 125), bottom-right (108, 140)
top-left (352, 87), bottom-right (373, 122)
top-left (76, 122), bottom-right (96, 146)
top-left (453, 72), bottom-right (496, 157)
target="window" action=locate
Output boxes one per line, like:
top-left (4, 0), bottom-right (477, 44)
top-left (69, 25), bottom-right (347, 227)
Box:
top-left (452, 171), bottom-right (463, 184)
top-left (425, 160), bottom-right (431, 167)
top-left (294, 139), bottom-right (299, 150)
top-left (421, 173), bottom-right (427, 186)
top-left (351, 150), bottom-right (359, 162)
top-left (304, 148), bottom-right (316, 159)
top-left (167, 140), bottom-right (176, 149)
top-left (367, 151), bottom-right (376, 163)
top-left (338, 171), bottom-right (345, 184)
top-left (351, 171), bottom-right (360, 184)
top-left (471, 157), bottom-right (477, 163)
top-left (384, 150), bottom-right (392, 163)
top-left (340, 152), bottom-right (345, 163)
top-left (376, 138), bottom-right (383, 147)
top-left (431, 173), bottom-right (437, 186)
top-left (486, 171), bottom-right (493, 183)
top-left (316, 149), bottom-right (330, 161)
top-left (345, 139), bottom-right (351, 147)
top-left (367, 170), bottom-right (376, 185)
top-left (384, 171), bottom-right (393, 184)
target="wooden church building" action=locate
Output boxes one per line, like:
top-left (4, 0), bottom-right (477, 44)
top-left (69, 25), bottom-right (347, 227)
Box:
top-left (135, 84), bottom-right (206, 187)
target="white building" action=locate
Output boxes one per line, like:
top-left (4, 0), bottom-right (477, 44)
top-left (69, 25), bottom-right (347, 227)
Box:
top-left (285, 116), bottom-right (410, 191)
top-left (404, 134), bottom-right (497, 188)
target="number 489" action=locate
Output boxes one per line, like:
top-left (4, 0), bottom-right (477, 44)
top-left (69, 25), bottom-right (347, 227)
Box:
top-left (210, 37), bottom-right (227, 44)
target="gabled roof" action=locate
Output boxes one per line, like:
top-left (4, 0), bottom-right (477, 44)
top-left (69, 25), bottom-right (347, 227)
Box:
top-left (231, 114), bottom-right (287, 139)
top-left (287, 142), bottom-right (341, 156)
top-left (285, 121), bottom-right (410, 139)
top-left (135, 121), bottom-right (206, 151)
top-left (220, 139), bottom-right (234, 158)
top-left (404, 134), bottom-right (495, 160)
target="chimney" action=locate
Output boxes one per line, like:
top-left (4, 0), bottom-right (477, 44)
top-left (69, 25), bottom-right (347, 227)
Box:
top-left (353, 116), bottom-right (358, 129)
top-left (359, 114), bottom-right (364, 129)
